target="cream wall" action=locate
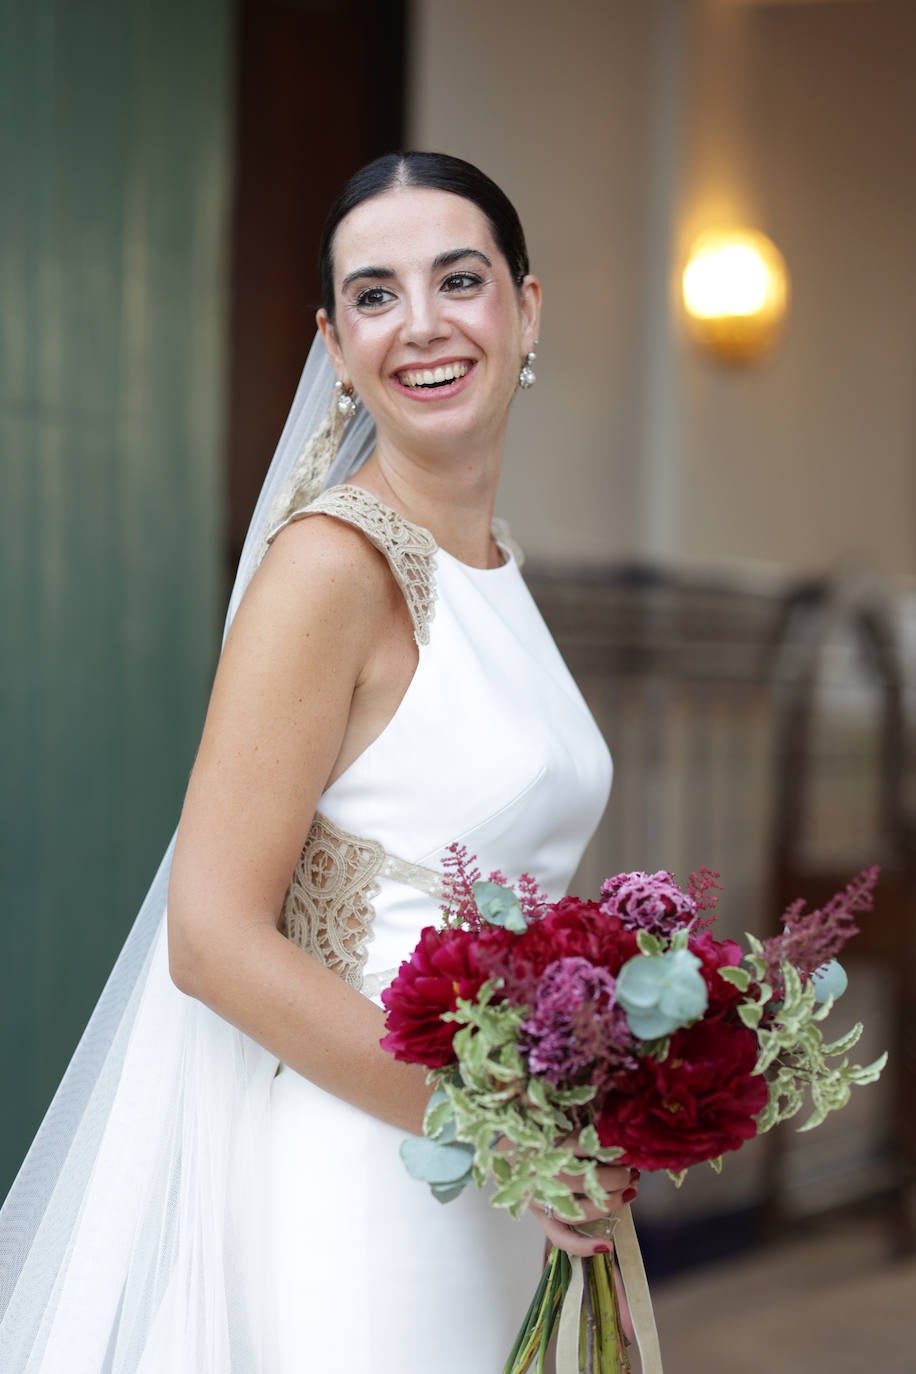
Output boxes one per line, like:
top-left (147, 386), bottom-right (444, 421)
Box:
top-left (408, 0), bottom-right (655, 563)
top-left (408, 0), bottom-right (916, 578)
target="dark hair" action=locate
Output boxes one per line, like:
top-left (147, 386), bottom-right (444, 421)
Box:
top-left (318, 151), bottom-right (530, 322)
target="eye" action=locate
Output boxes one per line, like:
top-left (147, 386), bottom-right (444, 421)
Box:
top-left (354, 286), bottom-right (395, 310)
top-left (441, 272), bottom-right (483, 293)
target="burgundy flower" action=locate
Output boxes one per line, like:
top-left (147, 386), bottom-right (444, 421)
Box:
top-left (599, 870), bottom-right (696, 938)
top-left (596, 1019), bottom-right (768, 1171)
top-left (688, 930), bottom-right (747, 1018)
top-left (481, 899), bottom-right (640, 1005)
top-left (380, 925), bottom-right (511, 1067)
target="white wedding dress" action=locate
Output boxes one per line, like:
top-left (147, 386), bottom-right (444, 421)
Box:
top-left (0, 477), bottom-right (611, 1374)
top-left (260, 485), bottom-right (613, 1373)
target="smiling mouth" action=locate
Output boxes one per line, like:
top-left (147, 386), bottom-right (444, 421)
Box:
top-left (395, 361), bottom-right (472, 389)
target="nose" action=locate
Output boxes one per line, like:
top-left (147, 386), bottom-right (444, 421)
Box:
top-left (399, 286), bottom-right (449, 349)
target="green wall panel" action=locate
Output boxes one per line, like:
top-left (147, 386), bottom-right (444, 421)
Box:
top-left (0, 0), bottom-right (235, 1192)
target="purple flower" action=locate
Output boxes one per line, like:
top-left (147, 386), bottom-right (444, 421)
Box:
top-left (520, 957), bottom-right (636, 1090)
top-left (599, 870), bottom-right (696, 938)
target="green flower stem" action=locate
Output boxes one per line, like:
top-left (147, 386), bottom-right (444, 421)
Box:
top-left (502, 1250), bottom-right (556, 1374)
top-left (591, 1251), bottom-right (630, 1372)
top-left (581, 1262), bottom-right (596, 1369)
top-left (536, 1252), bottom-right (567, 1374)
top-left (502, 1245), bottom-right (633, 1374)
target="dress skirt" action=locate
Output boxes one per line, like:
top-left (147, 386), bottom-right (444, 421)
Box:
top-left (265, 1063), bottom-right (543, 1374)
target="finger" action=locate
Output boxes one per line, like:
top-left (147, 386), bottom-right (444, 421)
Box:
top-left (564, 1190), bottom-right (629, 1224)
top-left (555, 1165), bottom-right (632, 1194)
top-left (553, 1169), bottom-right (640, 1210)
top-left (532, 1208), bottom-right (616, 1259)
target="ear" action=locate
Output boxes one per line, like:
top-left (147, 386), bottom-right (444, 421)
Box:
top-left (518, 274), bottom-right (542, 355)
top-left (316, 308), bottom-right (348, 383)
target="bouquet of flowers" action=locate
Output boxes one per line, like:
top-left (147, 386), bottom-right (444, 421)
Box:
top-left (380, 850), bottom-right (886, 1374)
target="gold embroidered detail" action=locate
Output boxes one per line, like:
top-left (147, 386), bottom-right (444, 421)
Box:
top-left (279, 812), bottom-right (445, 990)
top-left (280, 813), bottom-right (382, 990)
top-left (379, 853), bottom-right (446, 900)
top-left (361, 967), bottom-right (400, 1000)
top-left (267, 485), bottom-right (438, 647)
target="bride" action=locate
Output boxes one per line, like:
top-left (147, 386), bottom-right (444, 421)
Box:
top-left (0, 151), bottom-right (637, 1372)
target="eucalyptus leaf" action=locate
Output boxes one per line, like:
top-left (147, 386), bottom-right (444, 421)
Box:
top-left (472, 881), bottom-right (528, 933)
top-left (617, 949), bottom-right (708, 1038)
top-left (430, 1178), bottom-right (470, 1204)
top-left (400, 1136), bottom-right (475, 1185)
top-left (811, 959), bottom-right (848, 1004)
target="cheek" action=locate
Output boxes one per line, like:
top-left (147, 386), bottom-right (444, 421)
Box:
top-left (471, 294), bottom-right (522, 355)
top-left (335, 314), bottom-right (395, 380)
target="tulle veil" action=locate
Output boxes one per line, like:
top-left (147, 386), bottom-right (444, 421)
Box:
top-left (0, 335), bottom-right (377, 1373)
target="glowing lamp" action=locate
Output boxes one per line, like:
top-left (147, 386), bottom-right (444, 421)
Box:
top-left (682, 228), bottom-right (789, 364)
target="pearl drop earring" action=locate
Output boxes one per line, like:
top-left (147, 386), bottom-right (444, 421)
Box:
top-left (519, 342), bottom-right (538, 390)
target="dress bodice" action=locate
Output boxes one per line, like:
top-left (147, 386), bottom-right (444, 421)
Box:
top-left (267, 484), bottom-right (613, 997)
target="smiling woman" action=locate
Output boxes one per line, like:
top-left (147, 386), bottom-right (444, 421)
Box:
top-left (0, 153), bottom-right (621, 1374)
top-left (314, 171), bottom-right (541, 552)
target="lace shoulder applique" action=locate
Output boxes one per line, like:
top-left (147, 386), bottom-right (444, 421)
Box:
top-left (267, 485), bottom-right (437, 647)
top-left (279, 811), bottom-right (445, 992)
top-left (491, 515), bottom-right (525, 570)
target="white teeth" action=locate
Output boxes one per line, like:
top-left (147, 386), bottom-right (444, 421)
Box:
top-left (398, 362), bottom-right (470, 388)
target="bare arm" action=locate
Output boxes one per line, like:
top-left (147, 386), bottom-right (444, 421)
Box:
top-left (167, 515), bottom-right (430, 1135)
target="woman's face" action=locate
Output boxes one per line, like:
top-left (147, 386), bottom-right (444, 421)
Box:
top-left (317, 186), bottom-right (540, 457)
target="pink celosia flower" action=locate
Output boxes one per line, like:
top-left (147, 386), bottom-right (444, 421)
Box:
top-left (599, 870), bottom-right (696, 938)
top-left (520, 956), bottom-right (636, 1091)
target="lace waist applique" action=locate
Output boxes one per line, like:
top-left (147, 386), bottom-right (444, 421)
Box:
top-left (279, 812), bottom-right (444, 992)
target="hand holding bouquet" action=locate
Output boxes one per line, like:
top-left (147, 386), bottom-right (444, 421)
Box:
top-left (381, 850), bottom-right (886, 1373)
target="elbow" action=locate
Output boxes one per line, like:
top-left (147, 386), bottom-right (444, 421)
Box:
top-left (167, 928), bottom-right (201, 998)
top-left (166, 905), bottom-right (212, 999)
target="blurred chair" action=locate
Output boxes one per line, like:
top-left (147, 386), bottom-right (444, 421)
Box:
top-left (762, 571), bottom-right (916, 1254)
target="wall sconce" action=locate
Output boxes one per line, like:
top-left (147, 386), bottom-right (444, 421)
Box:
top-left (682, 228), bottom-right (790, 364)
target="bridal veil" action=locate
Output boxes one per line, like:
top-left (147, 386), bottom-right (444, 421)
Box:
top-left (0, 336), bottom-right (376, 1373)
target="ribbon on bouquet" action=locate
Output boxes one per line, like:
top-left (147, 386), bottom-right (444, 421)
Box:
top-left (555, 1205), bottom-right (663, 1374)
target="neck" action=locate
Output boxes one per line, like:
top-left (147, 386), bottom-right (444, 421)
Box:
top-left (351, 426), bottom-right (507, 569)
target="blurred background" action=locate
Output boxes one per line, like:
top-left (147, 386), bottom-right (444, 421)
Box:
top-left (2, 0), bottom-right (915, 1367)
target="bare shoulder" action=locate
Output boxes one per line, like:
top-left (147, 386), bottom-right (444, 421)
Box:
top-left (233, 511), bottom-right (398, 652)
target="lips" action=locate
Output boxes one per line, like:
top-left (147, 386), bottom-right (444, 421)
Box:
top-left (390, 358), bottom-right (476, 401)
top-left (394, 360), bottom-right (473, 389)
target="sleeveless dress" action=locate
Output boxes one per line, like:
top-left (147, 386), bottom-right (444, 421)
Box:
top-left (261, 486), bottom-right (613, 1374)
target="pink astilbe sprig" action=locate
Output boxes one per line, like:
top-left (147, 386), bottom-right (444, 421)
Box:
top-left (440, 843), bottom-right (483, 928)
top-left (687, 868), bottom-right (723, 933)
top-left (440, 845), bottom-right (549, 930)
top-left (516, 870), bottom-right (549, 918)
top-left (759, 865), bottom-right (880, 993)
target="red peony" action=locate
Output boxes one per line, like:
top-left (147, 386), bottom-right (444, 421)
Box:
top-left (380, 925), bottom-right (511, 1068)
top-left (480, 898), bottom-right (641, 1005)
top-left (688, 930), bottom-right (747, 1018)
top-left (596, 1019), bottom-right (769, 1171)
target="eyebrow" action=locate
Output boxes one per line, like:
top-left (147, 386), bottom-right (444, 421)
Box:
top-left (340, 247), bottom-right (493, 294)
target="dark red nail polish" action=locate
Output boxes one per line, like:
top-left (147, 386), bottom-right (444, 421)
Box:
top-left (622, 1188), bottom-right (637, 1203)
top-left (594, 1243), bottom-right (611, 1254)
